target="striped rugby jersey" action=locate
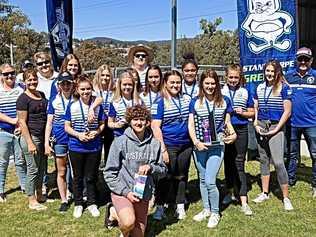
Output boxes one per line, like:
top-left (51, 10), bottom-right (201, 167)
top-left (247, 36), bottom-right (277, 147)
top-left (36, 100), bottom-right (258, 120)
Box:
top-left (140, 91), bottom-right (160, 109)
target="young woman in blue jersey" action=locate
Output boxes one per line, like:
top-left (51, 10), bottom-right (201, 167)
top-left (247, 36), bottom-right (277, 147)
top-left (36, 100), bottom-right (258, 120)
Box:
top-left (0, 64), bottom-right (26, 202)
top-left (221, 64), bottom-right (254, 215)
top-left (108, 71), bottom-right (142, 137)
top-left (188, 69), bottom-right (236, 228)
top-left (140, 65), bottom-right (162, 109)
top-left (182, 53), bottom-right (199, 98)
top-left (151, 70), bottom-right (192, 220)
top-left (64, 76), bottom-right (105, 218)
top-left (253, 60), bottom-right (293, 211)
top-left (17, 69), bottom-right (48, 211)
top-left (88, 65), bottom-right (115, 163)
top-left (44, 72), bottom-right (74, 213)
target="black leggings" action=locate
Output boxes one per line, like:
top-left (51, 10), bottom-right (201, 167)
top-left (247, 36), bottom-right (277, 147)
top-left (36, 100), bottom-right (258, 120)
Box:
top-left (69, 150), bottom-right (101, 206)
top-left (156, 144), bottom-right (192, 204)
top-left (224, 124), bottom-right (248, 196)
top-left (102, 119), bottom-right (114, 164)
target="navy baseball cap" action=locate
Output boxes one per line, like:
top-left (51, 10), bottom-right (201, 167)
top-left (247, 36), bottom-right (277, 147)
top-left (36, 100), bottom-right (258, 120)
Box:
top-left (57, 72), bottom-right (73, 83)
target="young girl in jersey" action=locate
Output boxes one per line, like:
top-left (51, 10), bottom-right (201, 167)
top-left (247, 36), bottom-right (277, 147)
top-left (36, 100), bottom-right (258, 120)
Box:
top-left (104, 105), bottom-right (167, 237)
top-left (108, 71), bottom-right (142, 137)
top-left (44, 72), bottom-right (74, 213)
top-left (188, 69), bottom-right (236, 228)
top-left (182, 53), bottom-right (199, 99)
top-left (17, 69), bottom-right (48, 211)
top-left (64, 76), bottom-right (105, 218)
top-left (221, 64), bottom-right (254, 215)
top-left (253, 60), bottom-right (293, 211)
top-left (151, 70), bottom-right (192, 220)
top-left (140, 65), bottom-right (162, 109)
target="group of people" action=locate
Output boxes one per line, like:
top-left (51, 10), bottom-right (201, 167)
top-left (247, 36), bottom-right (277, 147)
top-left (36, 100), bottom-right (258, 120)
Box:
top-left (0, 44), bottom-right (315, 237)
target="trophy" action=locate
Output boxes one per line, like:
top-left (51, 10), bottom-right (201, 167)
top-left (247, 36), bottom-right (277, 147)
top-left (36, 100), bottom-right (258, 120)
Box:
top-left (194, 111), bottom-right (219, 146)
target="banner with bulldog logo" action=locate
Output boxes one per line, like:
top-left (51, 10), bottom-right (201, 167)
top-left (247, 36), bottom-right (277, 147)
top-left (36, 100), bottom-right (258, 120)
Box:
top-left (237, 0), bottom-right (297, 95)
top-left (46, 0), bottom-right (73, 70)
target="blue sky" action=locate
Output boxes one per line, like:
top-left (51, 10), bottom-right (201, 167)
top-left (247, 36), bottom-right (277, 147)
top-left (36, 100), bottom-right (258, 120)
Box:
top-left (10, 0), bottom-right (238, 41)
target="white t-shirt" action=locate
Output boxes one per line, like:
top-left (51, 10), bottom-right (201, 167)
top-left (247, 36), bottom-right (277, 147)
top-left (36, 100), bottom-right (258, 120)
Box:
top-left (36, 71), bottom-right (59, 99)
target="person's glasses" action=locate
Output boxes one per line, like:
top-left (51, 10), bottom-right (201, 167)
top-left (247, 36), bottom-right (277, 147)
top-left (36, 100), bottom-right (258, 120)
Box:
top-left (101, 74), bottom-right (111, 77)
top-left (228, 76), bottom-right (240, 79)
top-left (2, 71), bottom-right (16, 77)
top-left (36, 60), bottom-right (50, 66)
top-left (135, 54), bottom-right (147, 59)
top-left (297, 56), bottom-right (311, 63)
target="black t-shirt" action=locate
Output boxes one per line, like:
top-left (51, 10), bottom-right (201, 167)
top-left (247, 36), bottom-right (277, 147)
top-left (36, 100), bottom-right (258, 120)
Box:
top-left (16, 92), bottom-right (48, 137)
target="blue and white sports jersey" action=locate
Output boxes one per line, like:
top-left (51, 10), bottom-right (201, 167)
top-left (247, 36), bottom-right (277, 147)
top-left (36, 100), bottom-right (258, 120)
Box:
top-left (108, 97), bottom-right (138, 137)
top-left (47, 94), bottom-right (72, 145)
top-left (95, 90), bottom-right (113, 119)
top-left (0, 83), bottom-right (24, 133)
top-left (140, 91), bottom-right (160, 109)
top-left (182, 81), bottom-right (199, 98)
top-left (151, 94), bottom-right (191, 146)
top-left (221, 85), bottom-right (253, 125)
top-left (64, 98), bottom-right (104, 153)
top-left (254, 82), bottom-right (291, 121)
top-left (286, 68), bottom-right (316, 127)
top-left (189, 96), bottom-right (233, 133)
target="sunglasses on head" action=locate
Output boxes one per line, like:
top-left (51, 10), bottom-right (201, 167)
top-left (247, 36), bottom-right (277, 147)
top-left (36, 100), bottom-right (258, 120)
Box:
top-left (134, 54), bottom-right (147, 59)
top-left (297, 56), bottom-right (311, 62)
top-left (2, 71), bottom-right (16, 77)
top-left (36, 60), bottom-right (50, 66)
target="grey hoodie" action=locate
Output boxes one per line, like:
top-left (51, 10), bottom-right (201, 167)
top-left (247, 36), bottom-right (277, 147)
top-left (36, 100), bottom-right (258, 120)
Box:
top-left (104, 127), bottom-right (167, 200)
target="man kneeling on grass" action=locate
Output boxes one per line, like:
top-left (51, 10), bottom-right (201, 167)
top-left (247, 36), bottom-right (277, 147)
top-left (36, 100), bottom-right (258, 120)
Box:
top-left (104, 105), bottom-right (167, 237)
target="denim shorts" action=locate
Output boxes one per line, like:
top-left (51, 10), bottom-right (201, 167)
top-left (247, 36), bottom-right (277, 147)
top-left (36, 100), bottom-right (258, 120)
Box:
top-left (54, 144), bottom-right (68, 157)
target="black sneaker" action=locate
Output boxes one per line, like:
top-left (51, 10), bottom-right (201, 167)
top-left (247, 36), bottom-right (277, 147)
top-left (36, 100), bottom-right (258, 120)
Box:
top-left (59, 202), bottom-right (69, 213)
top-left (104, 202), bottom-right (118, 229)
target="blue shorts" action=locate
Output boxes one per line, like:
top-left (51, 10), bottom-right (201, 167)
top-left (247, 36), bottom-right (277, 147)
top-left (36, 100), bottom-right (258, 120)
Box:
top-left (54, 144), bottom-right (68, 157)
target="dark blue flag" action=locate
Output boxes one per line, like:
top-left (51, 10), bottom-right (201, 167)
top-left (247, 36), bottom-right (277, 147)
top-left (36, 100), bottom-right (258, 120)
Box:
top-left (237, 0), bottom-right (297, 95)
top-left (46, 0), bottom-right (73, 70)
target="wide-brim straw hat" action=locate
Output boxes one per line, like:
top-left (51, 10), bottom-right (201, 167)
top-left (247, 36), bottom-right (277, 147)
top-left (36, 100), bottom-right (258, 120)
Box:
top-left (127, 44), bottom-right (154, 64)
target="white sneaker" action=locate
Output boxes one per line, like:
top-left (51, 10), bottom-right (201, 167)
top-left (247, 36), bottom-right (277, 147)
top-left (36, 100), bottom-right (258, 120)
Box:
top-left (153, 205), bottom-right (165, 220)
top-left (283, 198), bottom-right (294, 211)
top-left (313, 188), bottom-right (316, 198)
top-left (193, 209), bottom-right (211, 222)
top-left (207, 213), bottom-right (220, 228)
top-left (73, 205), bottom-right (83, 218)
top-left (241, 204), bottom-right (253, 216)
top-left (253, 193), bottom-right (269, 203)
top-left (176, 207), bottom-right (187, 220)
top-left (87, 204), bottom-right (100, 217)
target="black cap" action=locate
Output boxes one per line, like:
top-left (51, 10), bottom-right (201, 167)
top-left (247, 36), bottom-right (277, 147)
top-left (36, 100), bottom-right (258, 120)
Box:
top-left (57, 72), bottom-right (73, 83)
top-left (22, 60), bottom-right (33, 69)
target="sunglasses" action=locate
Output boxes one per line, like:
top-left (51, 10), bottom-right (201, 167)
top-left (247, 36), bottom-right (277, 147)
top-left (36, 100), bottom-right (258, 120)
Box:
top-left (36, 60), bottom-right (50, 66)
top-left (101, 74), bottom-right (111, 77)
top-left (2, 71), bottom-right (16, 77)
top-left (228, 76), bottom-right (240, 79)
top-left (134, 54), bottom-right (147, 59)
top-left (297, 56), bottom-right (311, 62)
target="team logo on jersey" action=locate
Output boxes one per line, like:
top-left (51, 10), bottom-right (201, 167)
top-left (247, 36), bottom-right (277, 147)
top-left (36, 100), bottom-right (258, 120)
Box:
top-left (307, 76), bottom-right (315, 84)
top-left (241, 0), bottom-right (294, 54)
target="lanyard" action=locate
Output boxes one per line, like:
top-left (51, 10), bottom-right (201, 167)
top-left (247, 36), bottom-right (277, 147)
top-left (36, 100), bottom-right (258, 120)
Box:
top-left (205, 98), bottom-right (216, 115)
top-left (100, 90), bottom-right (110, 105)
top-left (228, 88), bottom-right (237, 107)
top-left (149, 91), bottom-right (158, 106)
top-left (122, 97), bottom-right (134, 108)
top-left (263, 84), bottom-right (273, 112)
top-left (171, 96), bottom-right (182, 119)
top-left (61, 94), bottom-right (72, 111)
top-left (184, 81), bottom-right (196, 97)
top-left (79, 98), bottom-right (92, 131)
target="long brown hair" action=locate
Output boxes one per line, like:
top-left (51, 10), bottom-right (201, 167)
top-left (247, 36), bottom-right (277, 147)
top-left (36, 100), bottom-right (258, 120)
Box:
top-left (59, 54), bottom-right (82, 79)
top-left (143, 65), bottom-right (162, 96)
top-left (198, 69), bottom-right (223, 107)
top-left (263, 60), bottom-right (284, 96)
top-left (160, 69), bottom-right (183, 99)
top-left (93, 64), bottom-right (114, 92)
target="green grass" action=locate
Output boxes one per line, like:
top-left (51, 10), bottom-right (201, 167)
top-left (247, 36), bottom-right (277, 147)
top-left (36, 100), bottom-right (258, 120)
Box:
top-left (0, 157), bottom-right (315, 237)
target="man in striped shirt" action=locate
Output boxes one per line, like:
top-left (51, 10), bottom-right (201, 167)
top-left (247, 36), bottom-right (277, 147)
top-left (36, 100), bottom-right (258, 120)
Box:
top-left (0, 64), bottom-right (26, 202)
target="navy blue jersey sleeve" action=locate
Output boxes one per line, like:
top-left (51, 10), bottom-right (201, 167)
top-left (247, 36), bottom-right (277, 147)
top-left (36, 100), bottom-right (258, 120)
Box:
top-left (246, 89), bottom-right (254, 108)
top-left (64, 102), bottom-right (72, 122)
top-left (151, 98), bottom-right (164, 120)
top-left (189, 97), bottom-right (197, 114)
top-left (108, 102), bottom-right (116, 118)
top-left (98, 105), bottom-right (105, 121)
top-left (47, 98), bottom-right (55, 115)
top-left (224, 96), bottom-right (234, 114)
top-left (281, 83), bottom-right (291, 100)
